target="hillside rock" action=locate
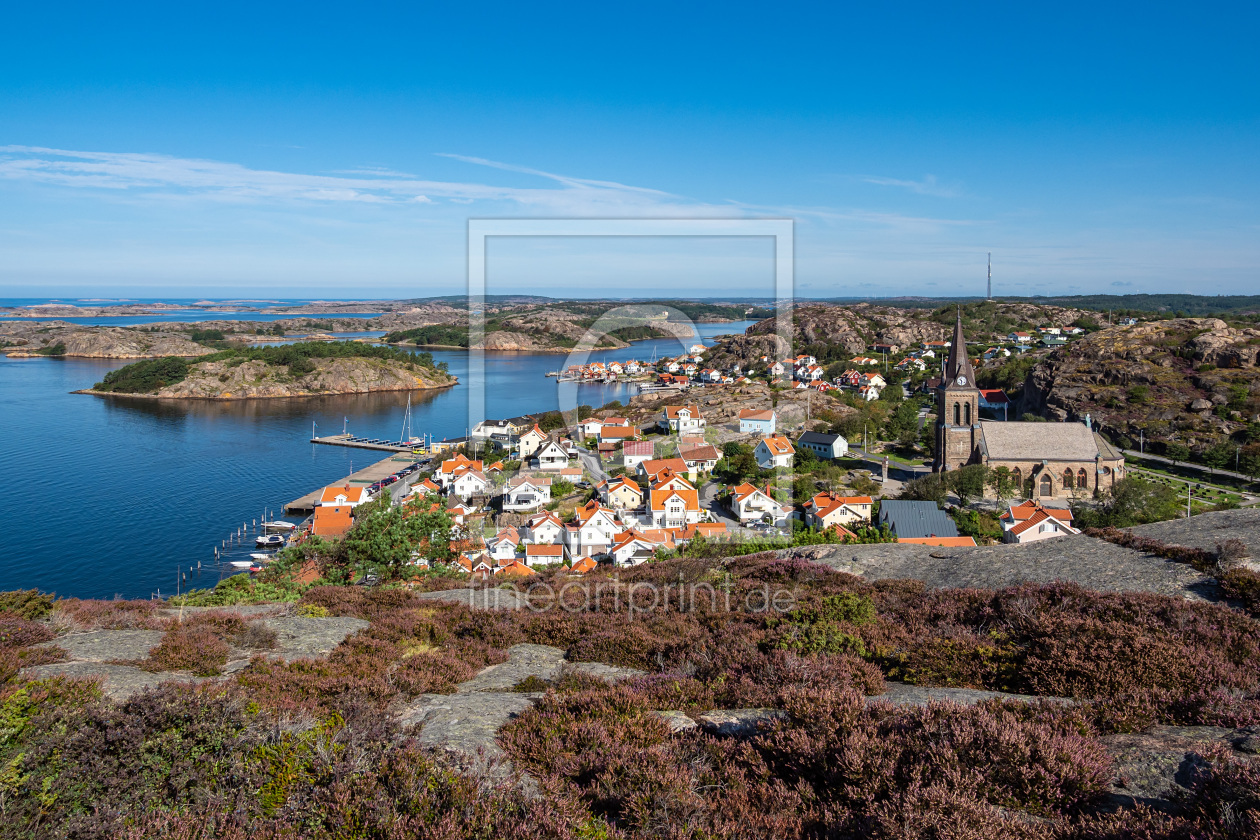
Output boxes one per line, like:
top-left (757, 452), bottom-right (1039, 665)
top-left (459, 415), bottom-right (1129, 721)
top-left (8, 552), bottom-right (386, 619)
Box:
top-left (90, 356), bottom-right (454, 400)
top-left (1020, 318), bottom-right (1260, 444)
top-left (1, 322), bottom-right (218, 358)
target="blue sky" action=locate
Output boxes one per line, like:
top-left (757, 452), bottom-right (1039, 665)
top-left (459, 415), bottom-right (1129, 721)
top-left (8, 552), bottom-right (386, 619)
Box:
top-left (1, 1), bottom-right (1257, 299)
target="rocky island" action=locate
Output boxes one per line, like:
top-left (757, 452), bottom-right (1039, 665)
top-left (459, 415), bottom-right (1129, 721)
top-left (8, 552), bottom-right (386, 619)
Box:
top-left (75, 342), bottom-right (455, 400)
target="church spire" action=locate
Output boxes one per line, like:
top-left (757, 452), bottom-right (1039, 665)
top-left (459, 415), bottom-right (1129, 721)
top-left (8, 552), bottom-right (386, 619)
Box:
top-left (944, 308), bottom-right (976, 386)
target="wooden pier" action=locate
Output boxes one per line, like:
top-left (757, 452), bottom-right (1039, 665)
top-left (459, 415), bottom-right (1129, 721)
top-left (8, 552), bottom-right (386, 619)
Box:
top-left (285, 453), bottom-right (420, 513)
top-left (310, 433), bottom-right (419, 453)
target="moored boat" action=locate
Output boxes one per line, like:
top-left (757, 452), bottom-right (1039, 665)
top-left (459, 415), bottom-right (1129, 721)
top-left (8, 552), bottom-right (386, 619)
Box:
top-left (255, 534), bottom-right (285, 547)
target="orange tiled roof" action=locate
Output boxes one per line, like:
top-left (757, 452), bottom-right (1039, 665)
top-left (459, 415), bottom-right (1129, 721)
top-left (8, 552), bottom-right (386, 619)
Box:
top-left (311, 505), bottom-right (354, 537)
top-left (570, 556), bottom-right (598, 574)
top-left (738, 408), bottom-right (775, 420)
top-left (664, 405), bottom-right (702, 419)
top-left (899, 536), bottom-right (978, 547)
top-left (759, 435), bottom-right (795, 456)
top-left (320, 485), bottom-right (368, 504)
top-left (649, 484), bottom-right (700, 512)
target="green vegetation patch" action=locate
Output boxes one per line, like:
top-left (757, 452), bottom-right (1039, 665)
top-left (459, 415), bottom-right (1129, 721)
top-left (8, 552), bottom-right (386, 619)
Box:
top-left (93, 341), bottom-right (447, 394)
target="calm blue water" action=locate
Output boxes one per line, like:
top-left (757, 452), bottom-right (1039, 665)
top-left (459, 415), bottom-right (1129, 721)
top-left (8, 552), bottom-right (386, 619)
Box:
top-left (0, 321), bottom-right (752, 598)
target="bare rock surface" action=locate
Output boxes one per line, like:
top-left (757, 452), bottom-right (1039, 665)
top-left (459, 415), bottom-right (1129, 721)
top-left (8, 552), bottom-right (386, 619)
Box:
top-left (1129, 508), bottom-right (1260, 557)
top-left (394, 643), bottom-right (643, 762)
top-left (873, 682), bottom-right (1070, 708)
top-left (23, 662), bottom-right (202, 700)
top-left (1098, 725), bottom-right (1257, 812)
top-left (694, 708), bottom-right (788, 737)
top-left (564, 661), bottom-right (648, 683)
top-left (21, 615), bottom-right (368, 700)
top-left (800, 534), bottom-right (1216, 599)
top-left (40, 629), bottom-right (165, 662)
top-left (260, 616), bottom-right (369, 661)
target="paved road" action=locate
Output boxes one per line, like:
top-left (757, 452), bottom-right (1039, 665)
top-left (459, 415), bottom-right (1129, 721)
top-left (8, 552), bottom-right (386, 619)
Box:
top-left (576, 448), bottom-right (609, 483)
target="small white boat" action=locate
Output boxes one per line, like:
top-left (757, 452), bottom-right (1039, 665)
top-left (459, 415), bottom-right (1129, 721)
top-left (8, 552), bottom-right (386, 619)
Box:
top-left (249, 552), bottom-right (273, 562)
top-left (229, 560), bottom-right (254, 569)
top-left (255, 534), bottom-right (285, 547)
top-left (262, 521), bottom-right (297, 531)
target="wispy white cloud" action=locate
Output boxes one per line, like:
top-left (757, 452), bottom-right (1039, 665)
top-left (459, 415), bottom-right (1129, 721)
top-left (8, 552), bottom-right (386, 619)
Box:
top-left (860, 174), bottom-right (961, 198)
top-left (0, 146), bottom-right (709, 215)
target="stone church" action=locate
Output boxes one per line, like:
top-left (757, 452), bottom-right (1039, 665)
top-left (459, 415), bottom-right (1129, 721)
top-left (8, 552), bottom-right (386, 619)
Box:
top-left (933, 314), bottom-right (1125, 499)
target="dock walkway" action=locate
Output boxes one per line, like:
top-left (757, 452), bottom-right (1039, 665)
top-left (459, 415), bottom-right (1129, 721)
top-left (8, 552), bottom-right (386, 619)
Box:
top-left (311, 433), bottom-right (420, 453)
top-left (285, 453), bottom-right (423, 513)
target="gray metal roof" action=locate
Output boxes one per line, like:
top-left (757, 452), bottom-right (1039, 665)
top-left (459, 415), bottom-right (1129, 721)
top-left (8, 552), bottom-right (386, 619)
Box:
top-left (976, 420), bottom-right (1101, 462)
top-left (878, 500), bottom-right (959, 539)
top-left (798, 431), bottom-right (841, 446)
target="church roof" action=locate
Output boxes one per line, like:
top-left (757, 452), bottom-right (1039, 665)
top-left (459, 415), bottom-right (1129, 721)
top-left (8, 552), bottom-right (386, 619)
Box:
top-left (977, 420), bottom-right (1106, 462)
top-left (944, 311), bottom-right (976, 384)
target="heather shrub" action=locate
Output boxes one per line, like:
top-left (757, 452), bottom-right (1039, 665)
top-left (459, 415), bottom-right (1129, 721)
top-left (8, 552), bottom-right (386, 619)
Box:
top-left (1216, 538), bottom-right (1249, 566)
top-left (231, 621), bottom-right (278, 650)
top-left (1219, 566), bottom-right (1260, 617)
top-left (1178, 743), bottom-right (1260, 837)
top-left (0, 614), bottom-right (55, 649)
top-left (142, 623), bottom-right (231, 675)
top-left (0, 684), bottom-right (257, 835)
top-left (0, 590), bottom-right (54, 620)
top-left (885, 632), bottom-right (1021, 690)
top-left (514, 674), bottom-right (550, 693)
top-left (50, 597), bottom-right (163, 630)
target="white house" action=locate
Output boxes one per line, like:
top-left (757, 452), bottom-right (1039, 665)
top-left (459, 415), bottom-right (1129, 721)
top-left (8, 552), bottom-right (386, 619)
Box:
top-left (679, 444), bottom-right (721, 474)
top-left (621, 440), bottom-right (655, 470)
top-left (523, 544), bottom-right (565, 567)
top-left (578, 417), bottom-right (605, 439)
top-left (517, 425), bottom-right (549, 459)
top-left (597, 475), bottom-right (644, 511)
top-left (318, 485), bottom-right (371, 508)
top-left (658, 405), bottom-right (705, 435)
top-left (648, 480), bottom-right (702, 529)
top-left (534, 440), bottom-right (571, 471)
top-left (729, 482), bottom-right (789, 526)
top-left (609, 532), bottom-right (659, 567)
top-left (754, 435), bottom-right (795, 469)
top-left (522, 511), bottom-right (564, 545)
top-left (448, 470), bottom-right (490, 501)
top-left (486, 527), bottom-right (521, 563)
top-left (563, 501), bottom-right (622, 558)
top-left (796, 431), bottom-right (848, 460)
top-left (1000, 501), bottom-right (1081, 544)
top-left (503, 476), bottom-right (552, 511)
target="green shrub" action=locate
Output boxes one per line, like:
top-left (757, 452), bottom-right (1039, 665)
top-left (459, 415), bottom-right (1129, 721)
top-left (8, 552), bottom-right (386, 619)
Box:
top-left (94, 356), bottom-right (190, 393)
top-left (0, 590), bottom-right (54, 620)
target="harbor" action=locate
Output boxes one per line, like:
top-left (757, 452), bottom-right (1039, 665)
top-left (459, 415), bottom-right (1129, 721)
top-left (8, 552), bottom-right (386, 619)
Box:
top-left (285, 451), bottom-right (427, 513)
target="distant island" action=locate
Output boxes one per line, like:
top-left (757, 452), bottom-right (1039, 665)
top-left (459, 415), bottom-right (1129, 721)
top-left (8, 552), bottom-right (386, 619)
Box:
top-left (76, 342), bottom-right (455, 400)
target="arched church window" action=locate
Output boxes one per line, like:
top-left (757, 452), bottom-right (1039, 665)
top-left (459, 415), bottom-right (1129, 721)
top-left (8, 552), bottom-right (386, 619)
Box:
top-left (953, 403), bottom-right (960, 425)
top-left (964, 403), bottom-right (971, 425)
top-left (1078, 468), bottom-right (1089, 488)
top-left (1063, 468), bottom-right (1074, 489)
top-left (1040, 474), bottom-right (1053, 496)
top-left (1012, 468), bottom-right (1022, 492)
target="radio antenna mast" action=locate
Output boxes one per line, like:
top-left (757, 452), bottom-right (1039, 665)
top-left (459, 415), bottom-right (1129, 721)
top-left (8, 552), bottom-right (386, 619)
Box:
top-left (986, 252), bottom-right (992, 300)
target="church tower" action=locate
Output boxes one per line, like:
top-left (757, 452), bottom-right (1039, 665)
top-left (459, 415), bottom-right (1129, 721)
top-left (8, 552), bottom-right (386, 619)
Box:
top-left (934, 311), bottom-right (981, 472)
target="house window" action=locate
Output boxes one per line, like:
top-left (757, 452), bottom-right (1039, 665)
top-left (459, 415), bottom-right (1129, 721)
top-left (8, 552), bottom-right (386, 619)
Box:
top-left (1040, 474), bottom-right (1053, 496)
